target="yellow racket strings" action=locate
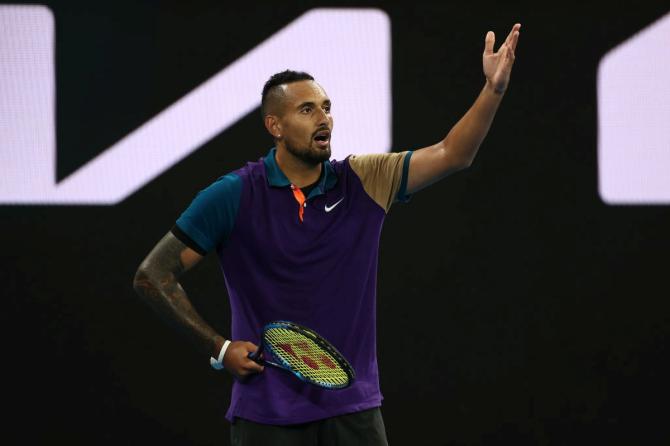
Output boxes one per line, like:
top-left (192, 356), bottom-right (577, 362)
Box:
top-left (265, 327), bottom-right (349, 386)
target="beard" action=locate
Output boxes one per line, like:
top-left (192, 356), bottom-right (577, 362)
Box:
top-left (285, 139), bottom-right (331, 166)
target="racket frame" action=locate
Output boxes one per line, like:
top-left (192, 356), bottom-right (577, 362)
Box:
top-left (248, 320), bottom-right (355, 389)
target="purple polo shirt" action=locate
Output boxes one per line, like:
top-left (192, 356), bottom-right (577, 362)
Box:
top-left (174, 146), bottom-right (413, 425)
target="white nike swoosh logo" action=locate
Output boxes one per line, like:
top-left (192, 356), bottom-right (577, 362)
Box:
top-left (325, 197), bottom-right (345, 212)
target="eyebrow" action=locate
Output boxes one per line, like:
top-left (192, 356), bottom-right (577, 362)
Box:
top-left (296, 99), bottom-right (331, 110)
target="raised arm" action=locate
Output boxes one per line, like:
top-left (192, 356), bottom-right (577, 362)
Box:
top-left (132, 231), bottom-right (263, 377)
top-left (406, 23), bottom-right (521, 195)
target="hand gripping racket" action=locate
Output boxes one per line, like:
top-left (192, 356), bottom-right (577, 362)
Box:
top-left (247, 320), bottom-right (355, 389)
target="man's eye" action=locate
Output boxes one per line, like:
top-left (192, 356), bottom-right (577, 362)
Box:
top-left (302, 107), bottom-right (311, 113)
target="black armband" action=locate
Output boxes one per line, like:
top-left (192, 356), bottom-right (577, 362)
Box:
top-left (171, 224), bottom-right (207, 256)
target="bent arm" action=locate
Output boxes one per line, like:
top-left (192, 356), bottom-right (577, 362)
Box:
top-left (132, 231), bottom-right (225, 357)
top-left (406, 81), bottom-right (504, 195)
top-left (406, 24), bottom-right (520, 195)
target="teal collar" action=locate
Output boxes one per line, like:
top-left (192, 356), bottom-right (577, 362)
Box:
top-left (263, 147), bottom-right (338, 199)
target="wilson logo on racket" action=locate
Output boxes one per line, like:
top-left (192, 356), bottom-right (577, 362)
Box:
top-left (248, 320), bottom-right (355, 389)
top-left (277, 342), bottom-right (338, 370)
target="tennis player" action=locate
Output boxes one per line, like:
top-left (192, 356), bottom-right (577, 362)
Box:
top-left (133, 23), bottom-right (520, 445)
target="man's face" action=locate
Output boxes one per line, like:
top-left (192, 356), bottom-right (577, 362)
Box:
top-left (275, 80), bottom-right (333, 165)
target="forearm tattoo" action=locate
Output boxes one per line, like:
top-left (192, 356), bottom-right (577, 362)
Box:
top-left (133, 232), bottom-right (222, 356)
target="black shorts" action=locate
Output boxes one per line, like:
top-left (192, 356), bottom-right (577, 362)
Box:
top-left (230, 407), bottom-right (389, 446)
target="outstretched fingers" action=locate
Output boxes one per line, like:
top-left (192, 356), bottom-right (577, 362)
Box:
top-left (486, 24), bottom-right (521, 57)
top-left (505, 23), bottom-right (521, 52)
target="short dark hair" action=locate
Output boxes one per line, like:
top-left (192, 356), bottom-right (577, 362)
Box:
top-left (261, 69), bottom-right (314, 119)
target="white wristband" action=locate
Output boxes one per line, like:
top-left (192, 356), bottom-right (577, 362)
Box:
top-left (209, 339), bottom-right (231, 370)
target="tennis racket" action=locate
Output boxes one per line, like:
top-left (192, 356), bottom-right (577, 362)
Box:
top-left (247, 320), bottom-right (355, 389)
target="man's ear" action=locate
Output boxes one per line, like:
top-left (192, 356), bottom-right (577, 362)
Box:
top-left (264, 115), bottom-right (282, 139)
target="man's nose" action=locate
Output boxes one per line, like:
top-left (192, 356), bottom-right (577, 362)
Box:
top-left (316, 107), bottom-right (330, 125)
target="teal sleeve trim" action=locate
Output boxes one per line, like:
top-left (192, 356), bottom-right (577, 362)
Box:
top-left (175, 173), bottom-right (242, 253)
top-left (396, 150), bottom-right (413, 203)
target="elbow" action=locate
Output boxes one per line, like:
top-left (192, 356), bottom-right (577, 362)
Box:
top-left (455, 150), bottom-right (475, 170)
top-left (455, 149), bottom-right (476, 170)
top-left (448, 156), bottom-right (472, 172)
top-left (438, 141), bottom-right (473, 172)
top-left (133, 267), bottom-right (152, 295)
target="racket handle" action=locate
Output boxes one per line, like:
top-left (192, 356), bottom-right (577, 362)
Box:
top-left (248, 344), bottom-right (264, 363)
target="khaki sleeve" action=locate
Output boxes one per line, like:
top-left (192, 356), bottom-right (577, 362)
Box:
top-left (348, 151), bottom-right (413, 213)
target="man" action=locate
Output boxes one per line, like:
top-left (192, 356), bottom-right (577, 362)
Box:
top-left (133, 23), bottom-right (520, 445)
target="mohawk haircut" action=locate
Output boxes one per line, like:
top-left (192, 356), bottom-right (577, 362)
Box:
top-left (261, 70), bottom-right (315, 119)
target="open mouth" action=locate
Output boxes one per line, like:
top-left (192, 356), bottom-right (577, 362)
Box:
top-left (313, 130), bottom-right (330, 147)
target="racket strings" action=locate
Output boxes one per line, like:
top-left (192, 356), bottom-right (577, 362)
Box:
top-left (265, 327), bottom-right (350, 387)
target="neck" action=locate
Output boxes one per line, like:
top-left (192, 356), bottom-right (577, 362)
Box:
top-left (274, 143), bottom-right (322, 188)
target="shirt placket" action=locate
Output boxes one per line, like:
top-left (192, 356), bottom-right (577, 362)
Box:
top-left (290, 184), bottom-right (307, 223)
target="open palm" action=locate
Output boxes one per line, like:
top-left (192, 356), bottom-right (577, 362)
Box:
top-left (483, 23), bottom-right (521, 94)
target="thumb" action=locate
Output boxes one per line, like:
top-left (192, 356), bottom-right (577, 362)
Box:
top-left (484, 31), bottom-right (495, 55)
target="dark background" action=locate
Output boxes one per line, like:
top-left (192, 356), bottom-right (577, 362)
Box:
top-left (3, 1), bottom-right (670, 444)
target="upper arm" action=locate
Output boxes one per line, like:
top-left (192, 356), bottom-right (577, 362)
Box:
top-left (405, 141), bottom-right (469, 195)
top-left (177, 239), bottom-right (204, 272)
top-left (134, 173), bottom-right (241, 285)
top-left (134, 231), bottom-right (204, 287)
top-left (174, 173), bottom-right (242, 254)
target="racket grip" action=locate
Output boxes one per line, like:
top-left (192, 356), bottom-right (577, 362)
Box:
top-left (248, 344), bottom-right (263, 363)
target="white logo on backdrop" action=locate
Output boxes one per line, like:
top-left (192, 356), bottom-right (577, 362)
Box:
top-left (0, 6), bottom-right (391, 205)
top-left (598, 11), bottom-right (670, 204)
